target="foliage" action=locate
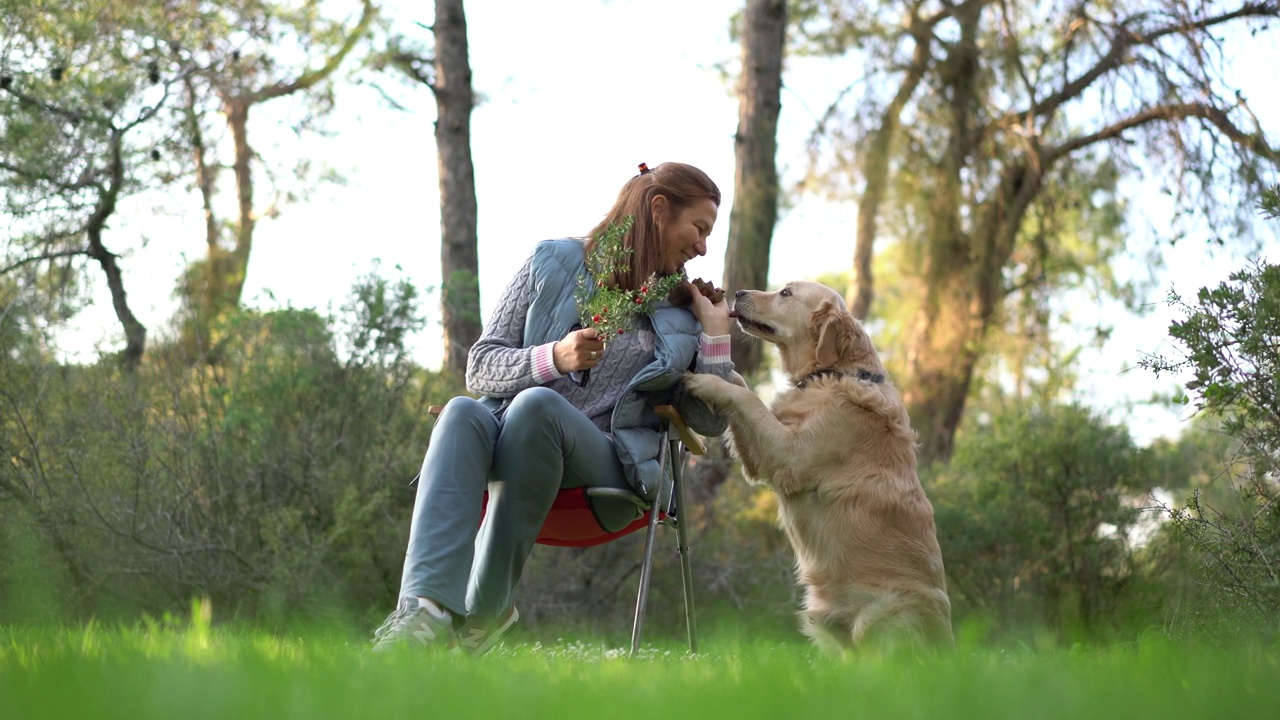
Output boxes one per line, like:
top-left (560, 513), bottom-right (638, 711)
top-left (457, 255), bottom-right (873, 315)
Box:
top-left (788, 0), bottom-right (1280, 463)
top-left (1139, 257), bottom-right (1280, 629)
top-left (575, 216), bottom-right (684, 337)
top-left (0, 0), bottom-right (377, 365)
top-left (1262, 184), bottom-right (1280, 219)
top-left (0, 0), bottom-right (187, 363)
top-left (929, 402), bottom-right (1157, 639)
top-left (0, 269), bottom-right (452, 625)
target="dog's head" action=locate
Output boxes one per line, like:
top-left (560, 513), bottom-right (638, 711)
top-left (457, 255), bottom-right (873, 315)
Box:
top-left (732, 280), bottom-right (886, 384)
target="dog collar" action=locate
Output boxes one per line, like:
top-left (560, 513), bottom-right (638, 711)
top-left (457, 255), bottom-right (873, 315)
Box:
top-left (796, 367), bottom-right (885, 389)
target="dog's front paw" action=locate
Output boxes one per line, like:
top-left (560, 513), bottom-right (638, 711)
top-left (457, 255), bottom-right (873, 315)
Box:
top-left (681, 371), bottom-right (735, 408)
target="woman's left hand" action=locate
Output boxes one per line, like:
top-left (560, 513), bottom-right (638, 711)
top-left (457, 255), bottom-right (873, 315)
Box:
top-left (684, 281), bottom-right (732, 337)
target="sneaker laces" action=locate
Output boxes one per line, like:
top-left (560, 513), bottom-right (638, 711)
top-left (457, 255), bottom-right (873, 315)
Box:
top-left (372, 597), bottom-right (421, 641)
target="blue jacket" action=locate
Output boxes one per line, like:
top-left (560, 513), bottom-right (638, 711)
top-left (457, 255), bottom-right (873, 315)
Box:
top-left (468, 238), bottom-right (731, 500)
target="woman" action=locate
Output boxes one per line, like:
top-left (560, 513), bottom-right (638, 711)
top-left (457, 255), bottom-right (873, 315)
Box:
top-left (372, 161), bottom-right (734, 653)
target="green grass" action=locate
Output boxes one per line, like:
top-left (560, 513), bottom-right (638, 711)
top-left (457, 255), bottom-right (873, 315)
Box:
top-left (3, 614), bottom-right (1278, 719)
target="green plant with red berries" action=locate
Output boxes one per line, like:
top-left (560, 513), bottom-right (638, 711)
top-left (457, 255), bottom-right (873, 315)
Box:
top-left (576, 216), bottom-right (684, 337)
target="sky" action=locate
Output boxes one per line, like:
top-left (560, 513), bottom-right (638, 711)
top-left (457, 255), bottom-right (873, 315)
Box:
top-left (55, 0), bottom-right (1280, 446)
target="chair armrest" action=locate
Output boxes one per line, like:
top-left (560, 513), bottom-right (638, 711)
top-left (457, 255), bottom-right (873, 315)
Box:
top-left (653, 404), bottom-right (706, 456)
top-left (585, 487), bottom-right (650, 510)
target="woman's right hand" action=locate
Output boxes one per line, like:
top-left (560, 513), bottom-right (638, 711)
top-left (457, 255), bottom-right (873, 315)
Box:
top-left (553, 325), bottom-right (606, 373)
top-left (684, 281), bottom-right (732, 337)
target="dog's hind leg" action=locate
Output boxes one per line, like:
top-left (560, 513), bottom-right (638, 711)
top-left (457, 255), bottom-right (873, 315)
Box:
top-left (799, 611), bottom-right (851, 658)
top-left (847, 594), bottom-right (920, 651)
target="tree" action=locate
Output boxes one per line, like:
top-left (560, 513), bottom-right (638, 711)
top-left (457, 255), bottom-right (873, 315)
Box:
top-left (794, 0), bottom-right (1280, 464)
top-left (0, 1), bottom-right (185, 368)
top-left (165, 0), bottom-right (376, 358)
top-left (1, 0), bottom-right (378, 366)
top-left (378, 0), bottom-right (480, 375)
top-left (725, 0), bottom-right (787, 378)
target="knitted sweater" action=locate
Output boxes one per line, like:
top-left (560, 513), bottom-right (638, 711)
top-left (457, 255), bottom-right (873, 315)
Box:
top-left (465, 238), bottom-right (734, 499)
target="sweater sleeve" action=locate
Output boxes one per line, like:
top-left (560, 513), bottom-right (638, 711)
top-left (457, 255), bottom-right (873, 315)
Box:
top-left (694, 333), bottom-right (732, 372)
top-left (465, 253), bottom-right (557, 398)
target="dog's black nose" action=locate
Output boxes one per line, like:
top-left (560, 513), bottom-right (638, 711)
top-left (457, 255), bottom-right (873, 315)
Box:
top-left (735, 289), bottom-right (747, 298)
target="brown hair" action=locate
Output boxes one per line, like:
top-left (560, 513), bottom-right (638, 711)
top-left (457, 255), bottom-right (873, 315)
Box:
top-left (585, 162), bottom-right (721, 290)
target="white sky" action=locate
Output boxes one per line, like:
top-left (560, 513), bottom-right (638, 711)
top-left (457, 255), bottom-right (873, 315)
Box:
top-left (56, 0), bottom-right (1280, 446)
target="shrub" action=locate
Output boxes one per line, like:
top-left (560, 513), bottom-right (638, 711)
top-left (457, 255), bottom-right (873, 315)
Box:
top-left (929, 403), bottom-right (1156, 639)
top-left (0, 270), bottom-right (461, 625)
top-left (1139, 258), bottom-right (1280, 631)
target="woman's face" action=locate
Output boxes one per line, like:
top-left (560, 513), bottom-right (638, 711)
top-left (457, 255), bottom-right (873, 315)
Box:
top-left (656, 196), bottom-right (719, 274)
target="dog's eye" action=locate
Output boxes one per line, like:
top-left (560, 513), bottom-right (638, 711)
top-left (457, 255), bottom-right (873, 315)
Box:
top-left (780, 287), bottom-right (792, 297)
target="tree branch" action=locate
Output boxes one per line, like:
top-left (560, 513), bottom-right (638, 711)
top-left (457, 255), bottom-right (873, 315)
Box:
top-left (0, 247), bottom-right (90, 276)
top-left (1045, 101), bottom-right (1280, 166)
top-left (388, 50), bottom-right (437, 90)
top-left (1001, 1), bottom-right (1280, 128)
top-left (0, 158), bottom-right (101, 193)
top-left (257, 0), bottom-right (378, 101)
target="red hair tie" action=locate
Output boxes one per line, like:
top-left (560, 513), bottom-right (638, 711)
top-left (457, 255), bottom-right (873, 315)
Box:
top-left (637, 162), bottom-right (651, 175)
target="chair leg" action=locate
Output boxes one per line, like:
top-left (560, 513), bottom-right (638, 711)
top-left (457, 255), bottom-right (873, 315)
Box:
top-left (629, 498), bottom-right (662, 658)
top-left (671, 440), bottom-right (699, 655)
top-left (629, 436), bottom-right (673, 657)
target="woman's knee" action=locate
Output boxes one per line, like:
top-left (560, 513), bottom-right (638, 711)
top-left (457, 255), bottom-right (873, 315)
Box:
top-left (496, 388), bottom-right (580, 454)
top-left (432, 396), bottom-right (498, 444)
top-left (502, 387), bottom-right (568, 426)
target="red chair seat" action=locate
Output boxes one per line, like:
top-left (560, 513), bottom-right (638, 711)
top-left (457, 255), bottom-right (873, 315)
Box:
top-left (480, 487), bottom-right (664, 547)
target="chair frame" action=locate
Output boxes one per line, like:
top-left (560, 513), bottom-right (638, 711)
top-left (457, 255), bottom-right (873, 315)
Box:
top-left (425, 403), bottom-right (705, 657)
top-left (603, 403), bottom-right (703, 656)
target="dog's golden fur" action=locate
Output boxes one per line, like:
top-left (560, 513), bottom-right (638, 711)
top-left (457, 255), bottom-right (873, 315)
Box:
top-left (683, 281), bottom-right (952, 653)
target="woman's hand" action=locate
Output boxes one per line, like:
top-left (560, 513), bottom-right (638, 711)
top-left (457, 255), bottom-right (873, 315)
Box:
top-left (684, 281), bottom-right (732, 337)
top-left (553, 325), bottom-right (606, 373)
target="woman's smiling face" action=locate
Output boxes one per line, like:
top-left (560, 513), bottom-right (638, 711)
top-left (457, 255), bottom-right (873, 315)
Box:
top-left (656, 196), bottom-right (718, 274)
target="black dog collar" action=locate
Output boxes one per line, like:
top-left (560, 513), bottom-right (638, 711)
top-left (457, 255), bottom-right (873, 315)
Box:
top-left (796, 367), bottom-right (885, 389)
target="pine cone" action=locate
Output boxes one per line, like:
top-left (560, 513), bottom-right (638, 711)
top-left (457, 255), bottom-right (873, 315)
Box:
top-left (691, 278), bottom-right (726, 304)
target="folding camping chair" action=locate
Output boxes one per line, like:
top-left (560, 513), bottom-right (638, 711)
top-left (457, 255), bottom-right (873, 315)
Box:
top-left (426, 403), bottom-right (705, 657)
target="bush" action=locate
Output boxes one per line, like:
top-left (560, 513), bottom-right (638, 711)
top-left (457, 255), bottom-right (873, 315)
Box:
top-left (928, 402), bottom-right (1157, 639)
top-left (0, 270), bottom-right (461, 625)
top-left (1139, 258), bottom-right (1280, 631)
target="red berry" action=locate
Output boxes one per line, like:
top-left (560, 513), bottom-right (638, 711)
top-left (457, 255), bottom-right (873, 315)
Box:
top-left (617, 329), bottom-right (625, 334)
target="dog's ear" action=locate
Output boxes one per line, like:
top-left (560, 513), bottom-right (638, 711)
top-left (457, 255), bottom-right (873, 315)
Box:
top-left (812, 301), bottom-right (850, 367)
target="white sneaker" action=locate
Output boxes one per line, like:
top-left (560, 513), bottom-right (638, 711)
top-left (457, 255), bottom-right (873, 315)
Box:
top-left (371, 596), bottom-right (456, 652)
top-left (456, 606), bottom-right (519, 654)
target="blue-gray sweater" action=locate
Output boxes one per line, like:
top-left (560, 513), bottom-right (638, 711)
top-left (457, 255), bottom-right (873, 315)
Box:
top-left (466, 238), bottom-right (732, 500)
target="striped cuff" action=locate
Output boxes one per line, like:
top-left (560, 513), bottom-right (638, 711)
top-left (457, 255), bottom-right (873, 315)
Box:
top-left (700, 333), bottom-right (732, 365)
top-left (532, 342), bottom-right (563, 384)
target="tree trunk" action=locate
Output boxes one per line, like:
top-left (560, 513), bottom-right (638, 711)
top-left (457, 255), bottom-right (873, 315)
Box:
top-left (433, 0), bottom-right (481, 375)
top-left (724, 0), bottom-right (786, 379)
top-left (188, 1), bottom-right (375, 335)
top-left (218, 95), bottom-right (254, 312)
top-left (905, 158), bottom-right (1041, 464)
top-left (86, 133), bottom-right (146, 370)
top-left (900, 1), bottom-right (991, 466)
top-left (848, 12), bottom-right (933, 321)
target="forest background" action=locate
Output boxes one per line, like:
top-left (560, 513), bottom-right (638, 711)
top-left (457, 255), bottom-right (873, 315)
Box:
top-left (2, 0), bottom-right (1280, 646)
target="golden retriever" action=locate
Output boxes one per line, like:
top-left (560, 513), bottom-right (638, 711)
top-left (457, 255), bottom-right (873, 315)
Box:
top-left (683, 280), bottom-right (952, 653)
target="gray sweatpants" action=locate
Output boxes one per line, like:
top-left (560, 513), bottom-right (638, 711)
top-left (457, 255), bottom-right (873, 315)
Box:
top-left (397, 387), bottom-right (634, 621)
